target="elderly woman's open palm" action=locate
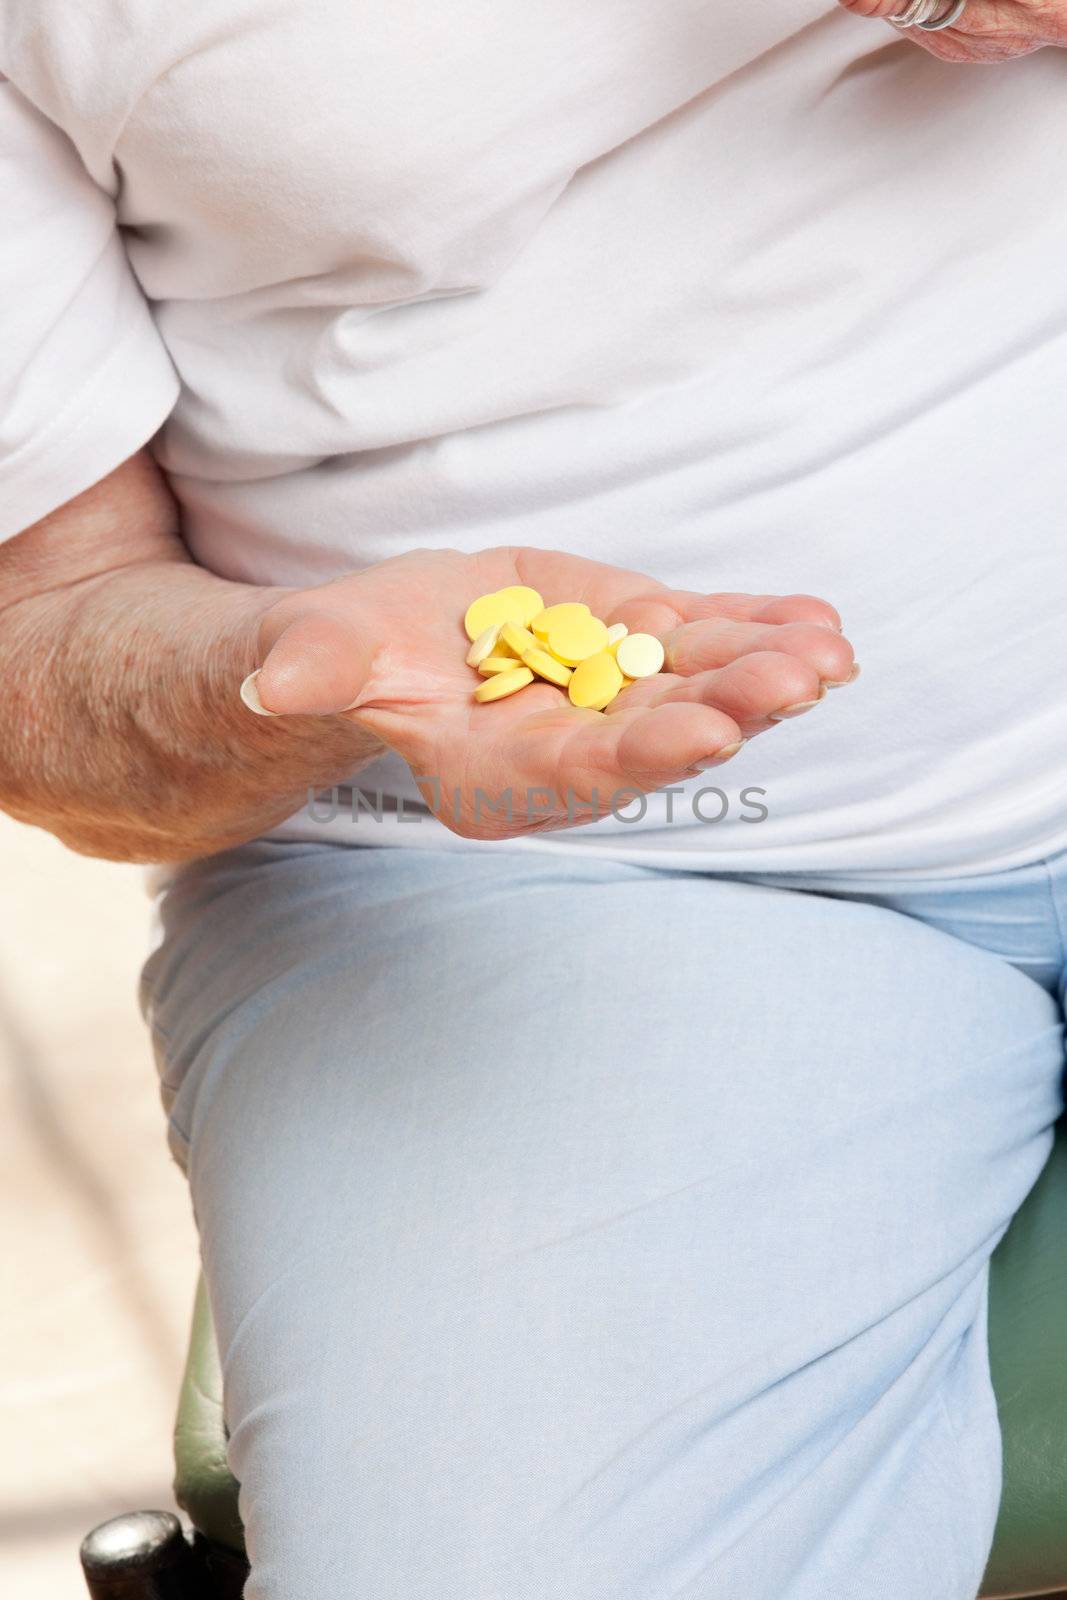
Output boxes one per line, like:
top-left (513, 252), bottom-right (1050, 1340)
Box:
top-left (839, 0), bottom-right (1067, 59)
top-left (254, 547), bottom-right (855, 838)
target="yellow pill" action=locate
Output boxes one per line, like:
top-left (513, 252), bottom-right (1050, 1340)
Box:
top-left (531, 602), bottom-right (591, 640)
top-left (463, 586), bottom-right (544, 641)
top-left (463, 592), bottom-right (511, 641)
top-left (495, 585), bottom-right (545, 626)
top-left (478, 655), bottom-right (522, 674)
top-left (605, 622), bottom-right (628, 648)
top-left (465, 624), bottom-right (501, 667)
top-left (547, 613), bottom-right (610, 666)
top-left (568, 651), bottom-right (624, 711)
top-left (499, 621), bottom-right (542, 657)
top-left (522, 646), bottom-right (573, 688)
top-left (614, 632), bottom-right (665, 679)
top-left (473, 666), bottom-right (534, 702)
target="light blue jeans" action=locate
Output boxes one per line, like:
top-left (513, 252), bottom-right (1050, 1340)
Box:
top-left (141, 841), bottom-right (1067, 1600)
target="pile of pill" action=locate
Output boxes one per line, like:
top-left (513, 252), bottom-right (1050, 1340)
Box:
top-left (463, 586), bottom-right (665, 710)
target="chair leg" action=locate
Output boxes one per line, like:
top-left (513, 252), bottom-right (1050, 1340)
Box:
top-left (193, 1534), bottom-right (250, 1599)
top-left (80, 1510), bottom-right (209, 1599)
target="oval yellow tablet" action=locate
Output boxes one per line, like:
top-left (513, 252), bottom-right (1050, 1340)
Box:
top-left (614, 632), bottom-right (665, 679)
top-left (463, 587), bottom-right (544, 641)
top-left (494, 586), bottom-right (544, 627)
top-left (548, 614), bottom-right (610, 666)
top-left (568, 651), bottom-right (624, 711)
top-left (478, 655), bottom-right (522, 675)
top-left (531, 602), bottom-right (591, 640)
top-left (499, 621), bottom-right (542, 658)
top-left (463, 592), bottom-right (510, 641)
top-left (465, 624), bottom-right (501, 667)
top-left (473, 666), bottom-right (534, 703)
top-left (605, 622), bottom-right (628, 648)
top-left (522, 646), bottom-right (572, 688)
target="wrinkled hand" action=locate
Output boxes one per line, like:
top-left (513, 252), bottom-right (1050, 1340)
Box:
top-left (254, 546), bottom-right (856, 839)
top-left (838, 0), bottom-right (1067, 60)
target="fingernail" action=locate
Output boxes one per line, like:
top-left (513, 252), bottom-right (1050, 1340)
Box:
top-left (768, 691), bottom-right (824, 721)
top-left (693, 739), bottom-right (746, 769)
top-left (824, 663), bottom-right (861, 689)
top-left (239, 670), bottom-right (279, 717)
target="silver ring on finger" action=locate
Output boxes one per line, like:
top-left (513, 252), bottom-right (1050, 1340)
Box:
top-left (916, 0), bottom-right (968, 29)
top-left (887, 0), bottom-right (939, 27)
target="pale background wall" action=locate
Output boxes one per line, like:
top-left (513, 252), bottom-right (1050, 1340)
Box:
top-left (0, 812), bottom-right (200, 1599)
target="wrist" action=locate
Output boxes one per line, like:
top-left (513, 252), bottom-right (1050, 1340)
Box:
top-left (24, 561), bottom-right (383, 861)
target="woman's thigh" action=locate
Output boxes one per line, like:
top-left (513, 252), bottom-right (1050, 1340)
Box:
top-left (143, 842), bottom-right (1065, 1600)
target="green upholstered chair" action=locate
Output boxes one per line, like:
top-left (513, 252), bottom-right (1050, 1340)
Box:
top-left (982, 1117), bottom-right (1067, 1599)
top-left (81, 1118), bottom-right (1067, 1599)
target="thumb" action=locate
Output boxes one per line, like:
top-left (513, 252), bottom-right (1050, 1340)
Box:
top-left (250, 608), bottom-right (375, 716)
